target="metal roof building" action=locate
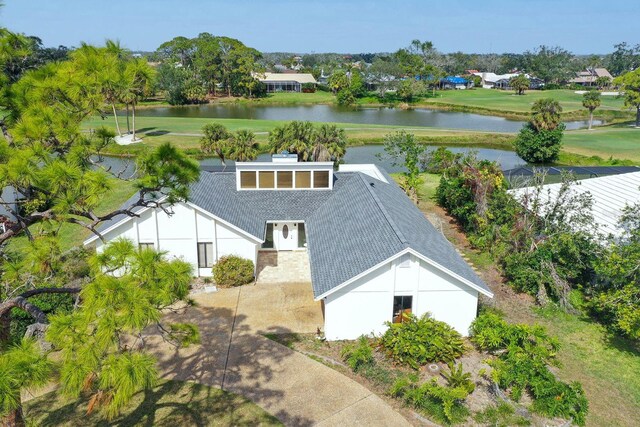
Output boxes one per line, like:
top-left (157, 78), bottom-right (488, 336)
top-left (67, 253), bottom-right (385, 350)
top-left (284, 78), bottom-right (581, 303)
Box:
top-left (509, 171), bottom-right (640, 238)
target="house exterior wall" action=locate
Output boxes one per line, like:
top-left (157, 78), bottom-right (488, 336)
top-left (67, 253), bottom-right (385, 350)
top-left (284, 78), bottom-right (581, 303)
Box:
top-left (94, 203), bottom-right (259, 277)
top-left (323, 253), bottom-right (479, 340)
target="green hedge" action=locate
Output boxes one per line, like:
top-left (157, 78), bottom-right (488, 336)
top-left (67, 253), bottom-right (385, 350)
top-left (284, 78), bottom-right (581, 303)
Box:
top-left (212, 255), bottom-right (254, 287)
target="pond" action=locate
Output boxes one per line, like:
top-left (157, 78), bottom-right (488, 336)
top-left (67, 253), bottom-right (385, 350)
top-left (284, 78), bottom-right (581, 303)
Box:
top-left (98, 144), bottom-right (524, 177)
top-left (135, 104), bottom-right (601, 132)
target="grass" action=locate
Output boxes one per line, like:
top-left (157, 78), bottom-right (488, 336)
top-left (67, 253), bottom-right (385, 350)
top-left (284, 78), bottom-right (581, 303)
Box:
top-left (532, 305), bottom-right (640, 427)
top-left (561, 125), bottom-right (640, 162)
top-left (24, 380), bottom-right (282, 426)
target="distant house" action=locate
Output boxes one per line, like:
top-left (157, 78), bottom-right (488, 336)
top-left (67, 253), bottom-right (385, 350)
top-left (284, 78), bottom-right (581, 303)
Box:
top-left (85, 156), bottom-right (492, 340)
top-left (439, 76), bottom-right (471, 90)
top-left (472, 72), bottom-right (521, 88)
top-left (569, 68), bottom-right (612, 87)
top-left (485, 74), bottom-right (544, 90)
top-left (509, 171), bottom-right (640, 241)
top-left (255, 73), bottom-right (317, 93)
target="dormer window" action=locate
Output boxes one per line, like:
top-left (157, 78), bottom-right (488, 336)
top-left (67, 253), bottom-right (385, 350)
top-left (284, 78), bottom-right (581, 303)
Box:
top-left (236, 157), bottom-right (334, 191)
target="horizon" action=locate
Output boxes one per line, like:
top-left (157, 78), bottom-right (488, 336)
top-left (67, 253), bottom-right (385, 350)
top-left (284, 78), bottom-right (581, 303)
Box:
top-left (1, 0), bottom-right (638, 55)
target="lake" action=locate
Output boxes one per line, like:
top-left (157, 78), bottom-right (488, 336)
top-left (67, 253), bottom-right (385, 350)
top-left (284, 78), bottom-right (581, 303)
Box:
top-left (135, 104), bottom-right (600, 133)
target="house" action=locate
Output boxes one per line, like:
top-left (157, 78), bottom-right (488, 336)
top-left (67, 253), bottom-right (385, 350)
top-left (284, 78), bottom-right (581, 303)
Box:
top-left (569, 68), bottom-right (612, 87)
top-left (255, 72), bottom-right (317, 93)
top-left (84, 155), bottom-right (492, 340)
top-left (439, 76), bottom-right (471, 90)
top-left (509, 171), bottom-right (640, 240)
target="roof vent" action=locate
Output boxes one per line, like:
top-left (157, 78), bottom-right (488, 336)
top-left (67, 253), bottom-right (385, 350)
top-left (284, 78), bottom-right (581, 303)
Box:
top-left (272, 152), bottom-right (298, 163)
top-left (370, 182), bottom-right (375, 187)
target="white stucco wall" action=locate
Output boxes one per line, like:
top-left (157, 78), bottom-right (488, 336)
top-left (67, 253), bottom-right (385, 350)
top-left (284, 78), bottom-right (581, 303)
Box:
top-left (323, 253), bottom-right (479, 340)
top-left (94, 203), bottom-right (259, 277)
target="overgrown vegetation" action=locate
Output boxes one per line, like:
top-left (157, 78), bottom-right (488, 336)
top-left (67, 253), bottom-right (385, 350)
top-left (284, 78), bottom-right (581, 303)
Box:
top-left (212, 255), bottom-right (255, 287)
top-left (514, 98), bottom-right (565, 163)
top-left (378, 314), bottom-right (465, 369)
top-left (471, 312), bottom-right (589, 425)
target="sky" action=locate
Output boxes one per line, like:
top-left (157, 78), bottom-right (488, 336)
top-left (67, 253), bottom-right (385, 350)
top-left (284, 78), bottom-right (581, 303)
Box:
top-left (1, 0), bottom-right (638, 54)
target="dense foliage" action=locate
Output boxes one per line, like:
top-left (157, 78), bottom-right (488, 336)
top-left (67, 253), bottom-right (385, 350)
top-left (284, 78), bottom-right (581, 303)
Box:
top-left (613, 67), bottom-right (640, 127)
top-left (212, 255), bottom-right (255, 288)
top-left (390, 368), bottom-right (473, 425)
top-left (154, 33), bottom-right (264, 100)
top-left (514, 99), bottom-right (565, 163)
top-left (340, 335), bottom-right (375, 372)
top-left (380, 131), bottom-right (425, 202)
top-left (471, 312), bottom-right (588, 425)
top-left (378, 314), bottom-right (465, 369)
top-left (268, 121), bottom-right (347, 163)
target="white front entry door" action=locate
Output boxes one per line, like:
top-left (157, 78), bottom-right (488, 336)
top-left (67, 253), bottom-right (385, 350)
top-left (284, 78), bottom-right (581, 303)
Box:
top-left (275, 222), bottom-right (297, 250)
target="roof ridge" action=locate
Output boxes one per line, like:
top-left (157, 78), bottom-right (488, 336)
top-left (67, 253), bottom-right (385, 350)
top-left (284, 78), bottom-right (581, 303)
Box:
top-left (356, 173), bottom-right (409, 246)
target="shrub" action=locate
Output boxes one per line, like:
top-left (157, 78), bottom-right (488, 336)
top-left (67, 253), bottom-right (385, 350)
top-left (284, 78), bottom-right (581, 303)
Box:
top-left (470, 313), bottom-right (588, 425)
top-left (341, 335), bottom-right (375, 372)
top-left (379, 314), bottom-right (465, 369)
top-left (390, 374), bottom-right (471, 425)
top-left (514, 123), bottom-right (565, 164)
top-left (442, 363), bottom-right (475, 395)
top-left (212, 255), bottom-right (254, 287)
top-left (336, 88), bottom-right (356, 106)
top-left (473, 402), bottom-right (531, 426)
top-left (301, 82), bottom-right (316, 93)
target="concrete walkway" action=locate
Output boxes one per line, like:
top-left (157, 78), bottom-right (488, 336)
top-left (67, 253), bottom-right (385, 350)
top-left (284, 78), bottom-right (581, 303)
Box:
top-left (144, 284), bottom-right (411, 426)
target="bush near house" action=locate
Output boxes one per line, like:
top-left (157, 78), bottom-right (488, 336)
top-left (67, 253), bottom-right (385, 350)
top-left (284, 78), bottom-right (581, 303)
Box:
top-left (470, 312), bottom-right (589, 425)
top-left (301, 82), bottom-right (316, 93)
top-left (340, 335), bottom-right (375, 372)
top-left (378, 314), bottom-right (465, 369)
top-left (212, 255), bottom-right (255, 287)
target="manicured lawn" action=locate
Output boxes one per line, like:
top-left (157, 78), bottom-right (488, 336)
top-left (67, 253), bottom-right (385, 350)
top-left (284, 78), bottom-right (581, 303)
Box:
top-left (384, 89), bottom-right (628, 119)
top-left (562, 126), bottom-right (640, 162)
top-left (84, 115), bottom-right (515, 156)
top-left (25, 380), bottom-right (282, 426)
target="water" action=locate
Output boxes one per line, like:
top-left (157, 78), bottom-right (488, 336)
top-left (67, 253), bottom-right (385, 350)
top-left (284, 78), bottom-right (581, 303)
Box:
top-left (135, 104), bottom-right (600, 132)
top-left (197, 145), bottom-right (525, 172)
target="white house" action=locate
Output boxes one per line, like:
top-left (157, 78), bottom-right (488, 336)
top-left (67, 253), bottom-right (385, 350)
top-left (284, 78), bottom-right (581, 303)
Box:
top-left (254, 73), bottom-right (317, 93)
top-left (85, 155), bottom-right (493, 340)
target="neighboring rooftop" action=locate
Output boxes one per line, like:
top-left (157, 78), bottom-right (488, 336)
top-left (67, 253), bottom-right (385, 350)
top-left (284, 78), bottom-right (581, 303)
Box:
top-left (254, 72), bottom-right (317, 84)
top-left (504, 166), bottom-right (640, 188)
top-left (509, 171), bottom-right (640, 239)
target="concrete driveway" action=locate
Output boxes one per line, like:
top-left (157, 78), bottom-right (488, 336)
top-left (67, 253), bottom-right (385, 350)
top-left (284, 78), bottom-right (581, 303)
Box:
top-left (144, 283), bottom-right (411, 426)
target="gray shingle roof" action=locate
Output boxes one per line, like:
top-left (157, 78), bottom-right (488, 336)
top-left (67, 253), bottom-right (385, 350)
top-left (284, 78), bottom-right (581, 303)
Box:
top-left (92, 168), bottom-right (491, 298)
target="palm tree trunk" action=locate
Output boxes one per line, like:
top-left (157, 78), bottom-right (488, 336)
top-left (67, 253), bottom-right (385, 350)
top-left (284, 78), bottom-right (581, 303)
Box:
top-left (0, 311), bottom-right (10, 346)
top-left (132, 102), bottom-right (136, 141)
top-left (1, 405), bottom-right (26, 427)
top-left (126, 104), bottom-right (130, 133)
top-left (589, 110), bottom-right (594, 130)
top-left (636, 106), bottom-right (640, 128)
top-left (111, 104), bottom-right (122, 136)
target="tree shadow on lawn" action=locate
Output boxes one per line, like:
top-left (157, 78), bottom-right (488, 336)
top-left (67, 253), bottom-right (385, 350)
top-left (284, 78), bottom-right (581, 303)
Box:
top-left (145, 130), bottom-right (171, 136)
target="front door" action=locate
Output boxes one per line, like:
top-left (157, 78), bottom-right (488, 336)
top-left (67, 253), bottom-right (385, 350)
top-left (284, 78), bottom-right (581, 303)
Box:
top-left (275, 222), bottom-right (298, 251)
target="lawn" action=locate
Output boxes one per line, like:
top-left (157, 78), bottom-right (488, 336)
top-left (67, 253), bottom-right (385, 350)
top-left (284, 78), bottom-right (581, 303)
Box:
top-left (24, 380), bottom-right (282, 426)
top-left (562, 126), bottom-right (640, 162)
top-left (85, 115), bottom-right (515, 156)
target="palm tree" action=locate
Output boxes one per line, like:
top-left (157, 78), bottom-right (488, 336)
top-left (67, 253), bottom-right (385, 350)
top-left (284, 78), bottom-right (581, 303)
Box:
top-left (200, 123), bottom-right (232, 165)
top-left (267, 121), bottom-right (314, 161)
top-left (531, 98), bottom-right (563, 131)
top-left (0, 339), bottom-right (52, 427)
top-left (103, 40), bottom-right (129, 137)
top-left (123, 58), bottom-right (155, 141)
top-left (228, 130), bottom-right (258, 162)
top-left (582, 91), bottom-right (601, 130)
top-left (311, 124), bottom-right (347, 162)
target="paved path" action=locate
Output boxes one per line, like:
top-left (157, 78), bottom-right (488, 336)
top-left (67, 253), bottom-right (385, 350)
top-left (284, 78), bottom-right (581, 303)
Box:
top-left (144, 284), bottom-right (411, 426)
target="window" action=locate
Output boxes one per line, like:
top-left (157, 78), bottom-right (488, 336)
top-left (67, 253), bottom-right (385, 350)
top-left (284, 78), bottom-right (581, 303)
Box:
top-left (240, 171), bottom-right (257, 189)
top-left (139, 242), bottom-right (154, 250)
top-left (297, 222), bottom-right (306, 247)
top-left (398, 253), bottom-right (411, 268)
top-left (313, 170), bottom-right (330, 188)
top-left (258, 171), bottom-right (275, 189)
top-left (197, 242), bottom-right (214, 268)
top-left (295, 171), bottom-right (311, 188)
top-left (393, 296), bottom-right (413, 323)
top-left (282, 224), bottom-right (289, 239)
top-left (262, 223), bottom-right (274, 248)
top-left (277, 171), bottom-right (293, 188)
